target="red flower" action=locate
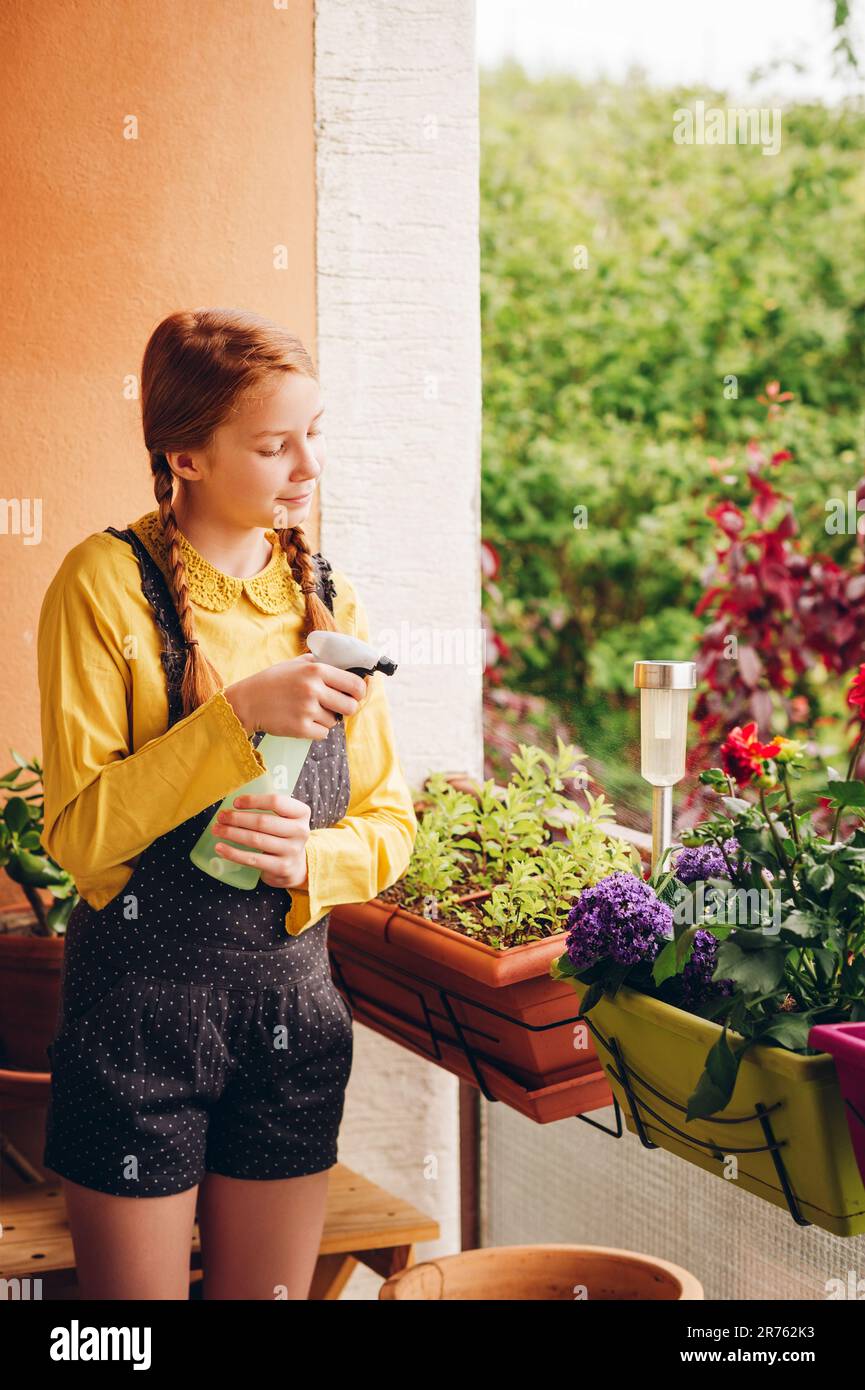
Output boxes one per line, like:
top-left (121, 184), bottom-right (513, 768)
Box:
top-left (847, 664), bottom-right (865, 720)
top-left (481, 540), bottom-right (500, 581)
top-left (720, 721), bottom-right (782, 786)
top-left (749, 475), bottom-right (782, 524)
top-left (757, 381), bottom-right (795, 407)
top-left (706, 500), bottom-right (745, 538)
top-left (757, 382), bottom-right (795, 420)
top-left (746, 439), bottom-right (767, 466)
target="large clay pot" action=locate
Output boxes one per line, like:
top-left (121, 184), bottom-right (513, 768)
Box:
top-left (379, 1243), bottom-right (704, 1300)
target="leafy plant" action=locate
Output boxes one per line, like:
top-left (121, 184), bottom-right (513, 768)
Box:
top-left (693, 386), bottom-right (865, 756)
top-left (479, 64), bottom-right (865, 789)
top-left (0, 753), bottom-right (79, 935)
top-left (552, 667), bottom-right (865, 1118)
top-left (392, 738), bottom-right (640, 949)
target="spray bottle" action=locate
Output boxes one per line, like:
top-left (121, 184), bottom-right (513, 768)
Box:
top-left (190, 630), bottom-right (398, 888)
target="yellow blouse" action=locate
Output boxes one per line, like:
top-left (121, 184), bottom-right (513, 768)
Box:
top-left (37, 510), bottom-right (418, 936)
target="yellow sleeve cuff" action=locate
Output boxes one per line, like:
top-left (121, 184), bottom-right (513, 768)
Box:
top-left (283, 837), bottom-right (329, 937)
top-left (213, 688), bottom-right (268, 782)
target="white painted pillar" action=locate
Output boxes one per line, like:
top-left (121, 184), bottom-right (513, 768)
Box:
top-left (314, 0), bottom-right (482, 1295)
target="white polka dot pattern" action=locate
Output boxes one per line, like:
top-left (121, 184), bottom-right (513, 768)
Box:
top-left (42, 530), bottom-right (354, 1198)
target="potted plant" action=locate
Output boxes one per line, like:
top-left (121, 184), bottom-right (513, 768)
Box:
top-left (808, 1020), bottom-right (865, 1194)
top-left (551, 675), bottom-right (865, 1236)
top-left (329, 738), bottom-right (641, 1122)
top-left (0, 753), bottom-right (78, 1070)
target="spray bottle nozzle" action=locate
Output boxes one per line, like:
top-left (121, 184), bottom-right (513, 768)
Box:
top-left (355, 654), bottom-right (398, 678)
top-left (306, 630), bottom-right (398, 678)
top-left (306, 631), bottom-right (398, 720)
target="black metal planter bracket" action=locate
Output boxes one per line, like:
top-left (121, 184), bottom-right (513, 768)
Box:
top-left (579, 1010), bottom-right (812, 1228)
top-left (573, 1095), bottom-right (624, 1139)
top-left (329, 946), bottom-right (622, 1109)
top-left (438, 986), bottom-right (499, 1101)
top-left (329, 948), bottom-right (810, 1216)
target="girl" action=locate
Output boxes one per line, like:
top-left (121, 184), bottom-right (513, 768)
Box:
top-left (38, 307), bottom-right (418, 1300)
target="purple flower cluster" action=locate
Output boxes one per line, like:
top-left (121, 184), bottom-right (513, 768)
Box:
top-left (681, 929), bottom-right (734, 1007)
top-left (674, 838), bottom-right (741, 885)
top-left (565, 871), bottom-right (673, 970)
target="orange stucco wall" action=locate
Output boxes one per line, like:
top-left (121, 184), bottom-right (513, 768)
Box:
top-left (0, 0), bottom-right (317, 907)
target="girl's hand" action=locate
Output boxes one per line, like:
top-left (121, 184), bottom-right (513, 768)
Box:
top-left (212, 793), bottom-right (311, 889)
top-left (224, 653), bottom-right (367, 738)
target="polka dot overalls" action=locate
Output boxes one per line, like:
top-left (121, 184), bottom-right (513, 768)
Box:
top-left (43, 526), bottom-right (354, 1198)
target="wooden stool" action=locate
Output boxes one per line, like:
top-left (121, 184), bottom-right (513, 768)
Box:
top-left (0, 1164), bottom-right (440, 1300)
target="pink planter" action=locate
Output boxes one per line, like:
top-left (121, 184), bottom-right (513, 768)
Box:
top-left (809, 1022), bottom-right (865, 1187)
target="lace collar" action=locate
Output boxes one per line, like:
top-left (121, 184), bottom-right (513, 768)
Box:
top-left (128, 510), bottom-right (306, 614)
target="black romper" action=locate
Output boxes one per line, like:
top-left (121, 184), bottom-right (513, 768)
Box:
top-left (43, 525), bottom-right (354, 1198)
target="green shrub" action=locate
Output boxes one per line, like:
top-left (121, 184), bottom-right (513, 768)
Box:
top-left (480, 64), bottom-right (865, 764)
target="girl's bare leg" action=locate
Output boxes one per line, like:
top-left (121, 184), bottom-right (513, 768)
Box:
top-left (196, 1167), bottom-right (331, 1300)
top-left (60, 1176), bottom-right (200, 1300)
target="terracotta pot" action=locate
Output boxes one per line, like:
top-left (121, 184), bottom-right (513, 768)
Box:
top-left (327, 897), bottom-right (612, 1113)
top-left (379, 1243), bottom-right (704, 1300)
top-left (0, 907), bottom-right (65, 1072)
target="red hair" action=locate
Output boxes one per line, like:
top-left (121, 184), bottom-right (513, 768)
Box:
top-left (141, 307), bottom-right (367, 717)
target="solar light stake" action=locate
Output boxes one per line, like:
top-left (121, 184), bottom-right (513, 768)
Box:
top-left (633, 660), bottom-right (697, 873)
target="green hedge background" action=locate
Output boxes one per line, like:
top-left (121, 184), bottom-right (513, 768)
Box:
top-left (480, 64), bottom-right (865, 809)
